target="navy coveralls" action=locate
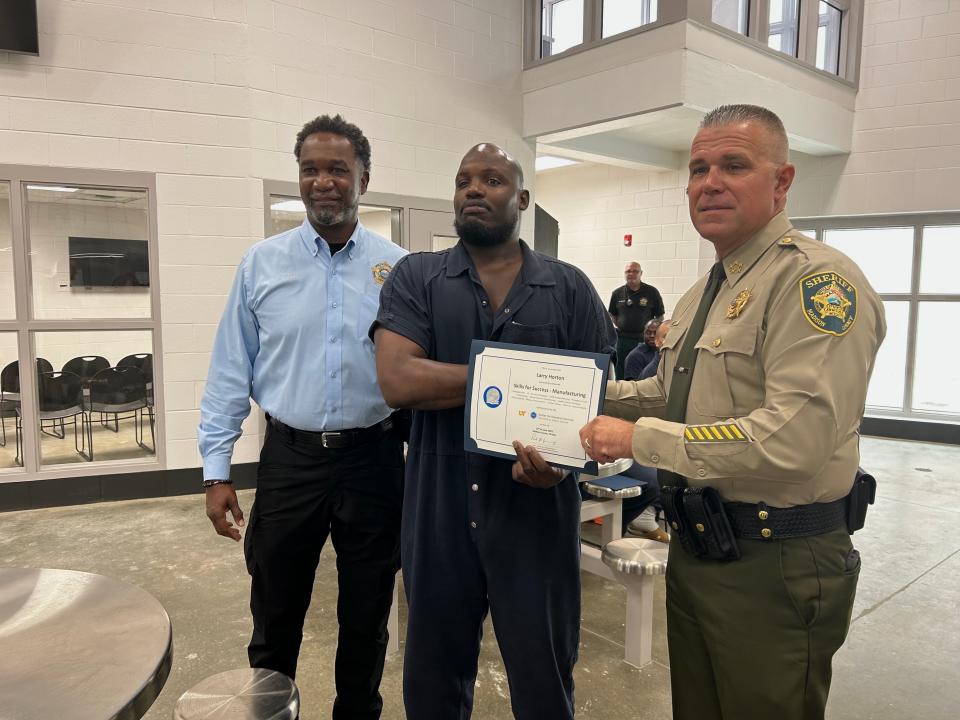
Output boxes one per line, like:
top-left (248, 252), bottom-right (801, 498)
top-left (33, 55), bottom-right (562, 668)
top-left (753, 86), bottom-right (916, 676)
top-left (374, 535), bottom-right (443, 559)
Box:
top-left (372, 240), bottom-right (616, 719)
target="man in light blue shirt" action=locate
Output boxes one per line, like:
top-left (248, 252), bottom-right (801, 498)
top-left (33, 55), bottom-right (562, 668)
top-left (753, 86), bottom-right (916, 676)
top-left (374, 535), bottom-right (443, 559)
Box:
top-left (199, 114), bottom-right (407, 720)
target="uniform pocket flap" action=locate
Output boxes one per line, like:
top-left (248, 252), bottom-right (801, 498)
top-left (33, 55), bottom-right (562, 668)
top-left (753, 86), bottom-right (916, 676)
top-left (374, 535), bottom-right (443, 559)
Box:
top-left (695, 322), bottom-right (759, 357)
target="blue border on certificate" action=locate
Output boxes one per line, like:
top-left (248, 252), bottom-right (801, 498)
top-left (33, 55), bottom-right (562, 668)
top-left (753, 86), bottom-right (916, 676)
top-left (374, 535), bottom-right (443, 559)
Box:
top-left (464, 339), bottom-right (609, 474)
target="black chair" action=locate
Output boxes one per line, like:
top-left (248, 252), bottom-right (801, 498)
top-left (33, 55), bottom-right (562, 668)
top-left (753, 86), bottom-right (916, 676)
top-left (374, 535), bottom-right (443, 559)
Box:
top-left (62, 355), bottom-right (110, 384)
top-left (63, 355), bottom-right (111, 429)
top-left (117, 353), bottom-right (154, 437)
top-left (1, 359), bottom-right (56, 449)
top-left (16, 370), bottom-right (88, 463)
top-left (83, 366), bottom-right (154, 461)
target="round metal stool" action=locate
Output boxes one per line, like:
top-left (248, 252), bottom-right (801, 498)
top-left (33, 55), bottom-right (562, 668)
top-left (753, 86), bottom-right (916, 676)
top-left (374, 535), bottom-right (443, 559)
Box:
top-left (601, 538), bottom-right (669, 668)
top-left (173, 668), bottom-right (299, 720)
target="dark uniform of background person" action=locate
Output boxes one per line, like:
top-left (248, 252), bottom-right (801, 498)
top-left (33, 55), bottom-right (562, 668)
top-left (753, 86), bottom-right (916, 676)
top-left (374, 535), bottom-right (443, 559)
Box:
top-left (623, 318), bottom-right (661, 380)
top-left (579, 105), bottom-right (885, 720)
top-left (608, 261), bottom-right (664, 378)
top-left (198, 115), bottom-right (406, 720)
top-left (371, 144), bottom-right (616, 720)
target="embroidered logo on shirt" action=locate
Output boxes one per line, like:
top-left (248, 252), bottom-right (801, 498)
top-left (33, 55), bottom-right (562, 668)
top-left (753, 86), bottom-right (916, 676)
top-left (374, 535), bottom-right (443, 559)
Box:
top-left (799, 271), bottom-right (857, 336)
top-left (684, 423), bottom-right (750, 443)
top-left (726, 290), bottom-right (751, 319)
top-left (372, 262), bottom-right (393, 286)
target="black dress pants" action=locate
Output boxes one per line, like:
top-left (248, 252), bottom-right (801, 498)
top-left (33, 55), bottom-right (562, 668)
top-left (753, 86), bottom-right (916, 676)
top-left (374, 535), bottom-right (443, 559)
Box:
top-left (244, 424), bottom-right (403, 720)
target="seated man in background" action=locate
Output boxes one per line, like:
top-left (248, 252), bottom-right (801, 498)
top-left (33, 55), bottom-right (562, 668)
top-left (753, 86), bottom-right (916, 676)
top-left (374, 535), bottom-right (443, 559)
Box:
top-left (638, 318), bottom-right (671, 380)
top-left (623, 318), bottom-right (661, 380)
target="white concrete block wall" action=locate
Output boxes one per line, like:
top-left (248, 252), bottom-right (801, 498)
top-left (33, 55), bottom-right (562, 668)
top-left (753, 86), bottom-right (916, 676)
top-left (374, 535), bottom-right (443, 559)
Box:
top-left (791, 0), bottom-right (960, 216)
top-left (0, 0), bottom-right (527, 472)
top-left (535, 164), bottom-right (709, 315)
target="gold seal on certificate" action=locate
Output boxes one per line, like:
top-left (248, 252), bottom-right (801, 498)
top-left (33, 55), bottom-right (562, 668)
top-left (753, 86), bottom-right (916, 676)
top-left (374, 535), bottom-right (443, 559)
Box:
top-left (464, 340), bottom-right (610, 473)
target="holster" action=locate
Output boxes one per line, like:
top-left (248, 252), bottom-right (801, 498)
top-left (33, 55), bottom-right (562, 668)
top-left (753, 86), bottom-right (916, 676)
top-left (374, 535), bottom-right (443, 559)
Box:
top-left (845, 467), bottom-right (876, 535)
top-left (661, 485), bottom-right (741, 562)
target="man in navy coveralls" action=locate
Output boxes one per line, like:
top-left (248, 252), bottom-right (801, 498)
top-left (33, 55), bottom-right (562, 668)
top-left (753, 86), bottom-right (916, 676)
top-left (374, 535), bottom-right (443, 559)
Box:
top-left (371, 143), bottom-right (616, 719)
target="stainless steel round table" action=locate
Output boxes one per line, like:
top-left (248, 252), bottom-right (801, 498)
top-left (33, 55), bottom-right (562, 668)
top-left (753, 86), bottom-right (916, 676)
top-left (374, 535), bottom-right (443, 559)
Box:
top-left (0, 567), bottom-right (172, 720)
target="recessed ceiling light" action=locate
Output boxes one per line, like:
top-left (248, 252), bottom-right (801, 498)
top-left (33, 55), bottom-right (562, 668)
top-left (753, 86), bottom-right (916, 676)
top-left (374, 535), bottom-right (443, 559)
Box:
top-left (271, 199), bottom-right (305, 212)
top-left (535, 155), bottom-right (580, 172)
top-left (27, 185), bottom-right (78, 193)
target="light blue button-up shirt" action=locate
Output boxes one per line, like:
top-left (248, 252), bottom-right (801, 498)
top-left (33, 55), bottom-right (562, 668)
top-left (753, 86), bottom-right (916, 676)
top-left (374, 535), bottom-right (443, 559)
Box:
top-left (198, 219), bottom-right (407, 481)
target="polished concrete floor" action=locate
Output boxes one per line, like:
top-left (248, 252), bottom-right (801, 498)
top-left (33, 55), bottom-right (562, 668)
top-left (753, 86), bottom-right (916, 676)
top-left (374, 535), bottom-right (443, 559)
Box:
top-left (0, 436), bottom-right (957, 719)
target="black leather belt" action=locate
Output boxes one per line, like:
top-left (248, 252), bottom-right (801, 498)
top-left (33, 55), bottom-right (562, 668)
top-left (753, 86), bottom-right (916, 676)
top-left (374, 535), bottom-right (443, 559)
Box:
top-left (267, 414), bottom-right (393, 449)
top-left (724, 498), bottom-right (847, 540)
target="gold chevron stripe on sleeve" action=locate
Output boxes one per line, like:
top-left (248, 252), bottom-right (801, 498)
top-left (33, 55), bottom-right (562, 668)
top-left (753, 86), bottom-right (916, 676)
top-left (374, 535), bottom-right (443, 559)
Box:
top-left (684, 423), bottom-right (750, 444)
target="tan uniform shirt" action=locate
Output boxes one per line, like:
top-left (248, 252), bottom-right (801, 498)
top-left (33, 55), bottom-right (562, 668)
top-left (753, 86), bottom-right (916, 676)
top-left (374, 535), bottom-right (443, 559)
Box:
top-left (604, 212), bottom-right (886, 507)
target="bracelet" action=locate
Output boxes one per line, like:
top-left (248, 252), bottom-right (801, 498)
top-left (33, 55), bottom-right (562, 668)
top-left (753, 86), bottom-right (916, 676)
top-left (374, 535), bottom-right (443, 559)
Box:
top-left (202, 478), bottom-right (233, 488)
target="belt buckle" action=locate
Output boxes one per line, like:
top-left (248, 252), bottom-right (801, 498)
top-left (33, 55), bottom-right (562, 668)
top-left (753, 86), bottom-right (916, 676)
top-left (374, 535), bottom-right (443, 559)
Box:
top-left (321, 431), bottom-right (341, 449)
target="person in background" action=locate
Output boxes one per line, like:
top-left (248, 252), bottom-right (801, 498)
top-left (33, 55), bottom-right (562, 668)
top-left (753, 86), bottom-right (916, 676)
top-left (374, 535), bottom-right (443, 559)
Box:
top-left (199, 114), bottom-right (406, 720)
top-left (623, 318), bottom-right (662, 380)
top-left (608, 261), bottom-right (664, 378)
top-left (639, 318), bottom-right (671, 380)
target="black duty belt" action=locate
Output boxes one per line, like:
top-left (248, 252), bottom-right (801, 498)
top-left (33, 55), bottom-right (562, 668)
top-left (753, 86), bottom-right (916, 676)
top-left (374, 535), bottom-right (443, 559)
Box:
top-left (724, 498), bottom-right (847, 540)
top-left (267, 414), bottom-right (393, 449)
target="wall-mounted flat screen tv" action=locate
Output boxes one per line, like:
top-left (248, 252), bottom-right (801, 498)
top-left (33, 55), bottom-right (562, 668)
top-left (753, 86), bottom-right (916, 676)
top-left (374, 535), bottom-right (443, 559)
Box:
top-left (69, 237), bottom-right (150, 288)
top-left (0, 0), bottom-right (40, 55)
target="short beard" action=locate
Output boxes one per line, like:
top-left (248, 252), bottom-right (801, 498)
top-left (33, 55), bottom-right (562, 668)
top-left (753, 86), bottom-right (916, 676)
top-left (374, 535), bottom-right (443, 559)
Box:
top-left (307, 204), bottom-right (353, 229)
top-left (455, 215), bottom-right (518, 248)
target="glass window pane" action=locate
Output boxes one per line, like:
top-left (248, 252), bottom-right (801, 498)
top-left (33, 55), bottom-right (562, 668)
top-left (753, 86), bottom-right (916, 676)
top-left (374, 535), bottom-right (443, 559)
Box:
top-left (268, 197), bottom-right (400, 245)
top-left (912, 302), bottom-right (960, 415)
top-left (823, 227), bottom-right (914, 294)
top-left (26, 184), bottom-right (151, 319)
top-left (0, 182), bottom-right (14, 320)
top-left (603, 0), bottom-right (657, 38)
top-left (542, 0), bottom-right (583, 57)
top-left (268, 194), bottom-right (306, 236)
top-left (866, 301), bottom-right (908, 411)
top-left (34, 330), bottom-right (157, 467)
top-left (359, 206), bottom-right (395, 243)
top-left (816, 1), bottom-right (842, 74)
top-left (713, 0), bottom-right (749, 34)
top-left (0, 332), bottom-right (24, 471)
top-left (767, 0), bottom-right (799, 57)
top-left (919, 226), bottom-right (960, 294)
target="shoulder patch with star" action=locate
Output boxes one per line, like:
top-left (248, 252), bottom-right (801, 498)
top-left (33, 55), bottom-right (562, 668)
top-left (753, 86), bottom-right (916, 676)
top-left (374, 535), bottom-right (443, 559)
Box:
top-left (799, 271), bottom-right (857, 336)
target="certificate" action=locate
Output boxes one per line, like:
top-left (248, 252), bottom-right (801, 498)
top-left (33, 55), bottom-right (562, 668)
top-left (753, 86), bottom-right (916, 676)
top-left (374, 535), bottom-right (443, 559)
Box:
top-left (464, 340), bottom-right (609, 473)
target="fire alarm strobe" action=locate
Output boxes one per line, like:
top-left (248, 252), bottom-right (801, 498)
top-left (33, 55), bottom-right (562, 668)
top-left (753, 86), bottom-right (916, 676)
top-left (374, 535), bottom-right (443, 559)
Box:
top-left (623, 234), bottom-right (633, 247)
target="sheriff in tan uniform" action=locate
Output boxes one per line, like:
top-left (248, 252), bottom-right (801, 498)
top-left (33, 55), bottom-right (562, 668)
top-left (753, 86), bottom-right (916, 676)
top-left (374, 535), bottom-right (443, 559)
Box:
top-left (579, 105), bottom-right (885, 720)
top-left (604, 211), bottom-right (884, 507)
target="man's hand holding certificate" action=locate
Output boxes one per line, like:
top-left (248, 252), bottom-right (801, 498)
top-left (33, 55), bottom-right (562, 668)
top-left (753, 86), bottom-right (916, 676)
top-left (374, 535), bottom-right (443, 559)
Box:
top-left (465, 340), bottom-right (610, 475)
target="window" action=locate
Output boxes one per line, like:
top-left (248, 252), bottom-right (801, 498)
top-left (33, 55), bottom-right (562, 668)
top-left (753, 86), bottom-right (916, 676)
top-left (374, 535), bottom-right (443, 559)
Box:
top-left (267, 194), bottom-right (400, 244)
top-left (798, 215), bottom-right (960, 422)
top-left (541, 0), bottom-right (584, 57)
top-left (768, 0), bottom-right (800, 57)
top-left (603, 0), bottom-right (657, 38)
top-left (713, 0), bottom-right (749, 35)
top-left (0, 167), bottom-right (162, 476)
top-left (816, 1), bottom-right (843, 74)
top-left (0, 182), bottom-right (13, 320)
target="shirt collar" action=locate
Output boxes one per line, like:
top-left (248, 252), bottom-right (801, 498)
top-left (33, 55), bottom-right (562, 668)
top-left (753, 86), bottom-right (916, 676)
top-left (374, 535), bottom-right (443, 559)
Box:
top-left (445, 239), bottom-right (556, 287)
top-left (298, 218), bottom-right (363, 259)
top-left (721, 211), bottom-right (792, 288)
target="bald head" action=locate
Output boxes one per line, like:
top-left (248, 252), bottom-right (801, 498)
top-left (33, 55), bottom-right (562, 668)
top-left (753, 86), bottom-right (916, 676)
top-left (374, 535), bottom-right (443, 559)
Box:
top-left (463, 143), bottom-right (524, 187)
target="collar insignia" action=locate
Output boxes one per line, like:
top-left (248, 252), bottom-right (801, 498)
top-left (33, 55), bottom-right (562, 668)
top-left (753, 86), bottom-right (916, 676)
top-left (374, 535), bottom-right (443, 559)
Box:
top-left (726, 290), bottom-right (751, 319)
top-left (727, 260), bottom-right (744, 274)
top-left (372, 262), bottom-right (393, 286)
